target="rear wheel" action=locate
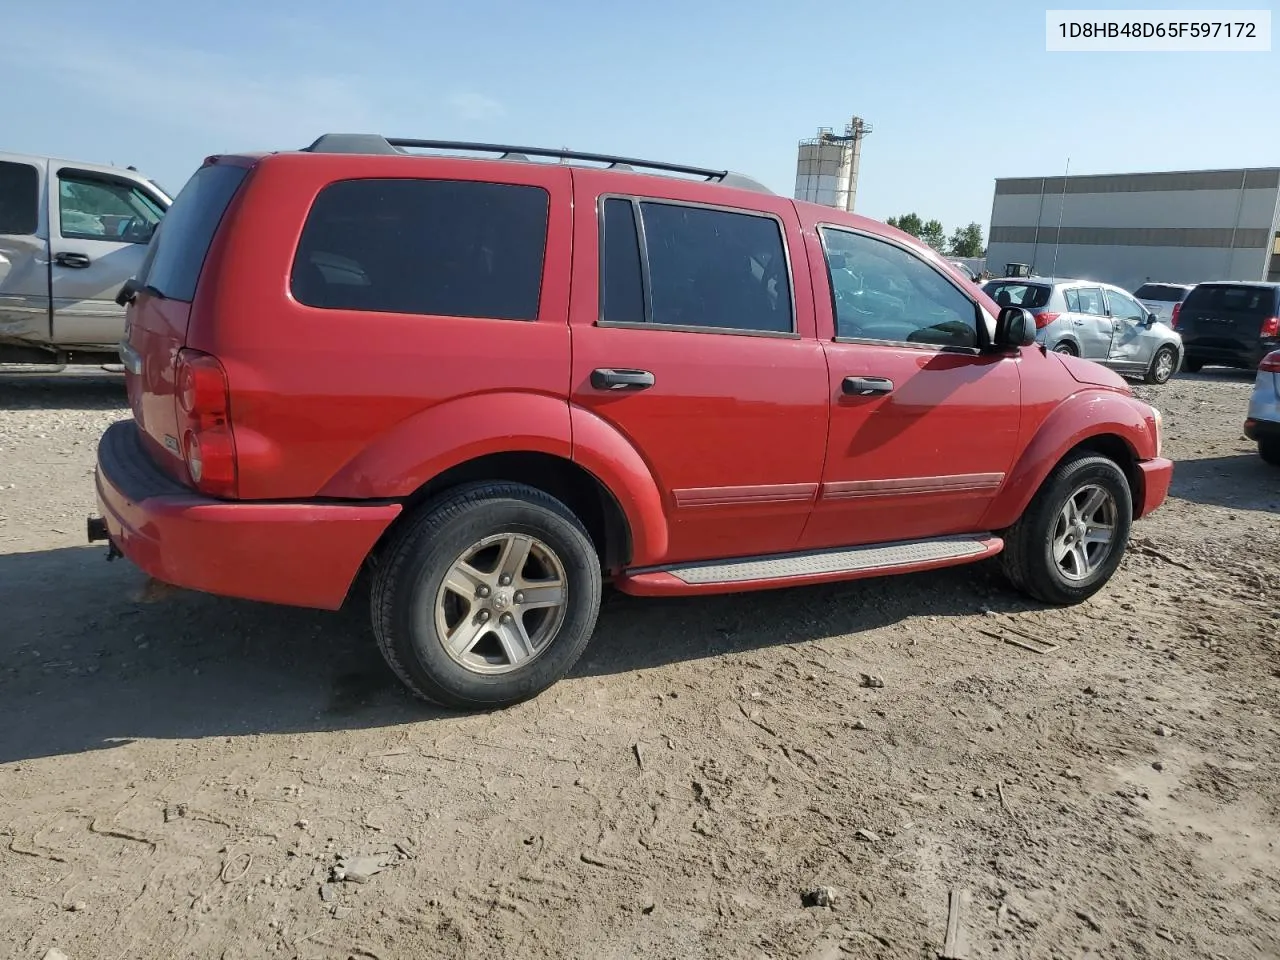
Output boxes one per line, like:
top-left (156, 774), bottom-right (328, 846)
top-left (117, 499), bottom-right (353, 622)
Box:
top-left (1260, 438), bottom-right (1280, 466)
top-left (371, 481), bottom-right (602, 709)
top-left (1182, 357), bottom-right (1203, 373)
top-left (1053, 341), bottom-right (1078, 356)
top-left (1001, 454), bottom-right (1133, 606)
top-left (1144, 345), bottom-right (1178, 385)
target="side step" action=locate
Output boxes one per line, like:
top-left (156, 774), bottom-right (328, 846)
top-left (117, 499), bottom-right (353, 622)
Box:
top-left (616, 534), bottom-right (1002, 597)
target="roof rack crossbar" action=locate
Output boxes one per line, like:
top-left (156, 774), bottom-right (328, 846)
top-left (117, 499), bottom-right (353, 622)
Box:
top-left (302, 135), bottom-right (773, 194)
top-left (384, 138), bottom-right (729, 181)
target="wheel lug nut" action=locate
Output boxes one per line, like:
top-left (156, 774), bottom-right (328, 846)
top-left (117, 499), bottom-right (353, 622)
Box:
top-left (477, 585), bottom-right (490, 598)
top-left (501, 612), bottom-right (514, 623)
top-left (499, 575), bottom-right (512, 586)
top-left (478, 610), bottom-right (490, 622)
top-left (513, 592), bottom-right (524, 604)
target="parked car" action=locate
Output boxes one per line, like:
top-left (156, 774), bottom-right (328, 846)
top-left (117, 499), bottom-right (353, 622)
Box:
top-left (981, 277), bottom-right (1183, 385)
top-left (89, 134), bottom-right (1172, 709)
top-left (1133, 282), bottom-right (1193, 326)
top-left (1175, 282), bottom-right (1280, 373)
top-left (0, 151), bottom-right (171, 365)
top-left (1244, 350), bottom-right (1280, 465)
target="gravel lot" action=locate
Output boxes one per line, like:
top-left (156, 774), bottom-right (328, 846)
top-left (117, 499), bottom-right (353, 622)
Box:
top-left (1, 366), bottom-right (1277, 960)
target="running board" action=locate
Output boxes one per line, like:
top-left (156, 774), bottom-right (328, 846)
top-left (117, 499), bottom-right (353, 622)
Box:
top-left (616, 534), bottom-right (1002, 597)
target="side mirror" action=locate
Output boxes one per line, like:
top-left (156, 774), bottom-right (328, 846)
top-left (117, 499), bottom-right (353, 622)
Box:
top-left (1145, 312), bottom-right (1158, 327)
top-left (994, 306), bottom-right (1038, 349)
top-left (114, 276), bottom-right (141, 307)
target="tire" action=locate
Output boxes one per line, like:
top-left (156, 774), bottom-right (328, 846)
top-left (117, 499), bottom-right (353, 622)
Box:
top-left (1182, 357), bottom-right (1203, 373)
top-left (1052, 341), bottom-right (1078, 356)
top-left (1260, 438), bottom-right (1280, 466)
top-left (1144, 345), bottom-right (1178, 385)
top-left (1001, 454), bottom-right (1133, 606)
top-left (371, 481), bottom-right (603, 709)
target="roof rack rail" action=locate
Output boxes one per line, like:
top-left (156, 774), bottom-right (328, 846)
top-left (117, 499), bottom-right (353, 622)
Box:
top-left (301, 134), bottom-right (773, 195)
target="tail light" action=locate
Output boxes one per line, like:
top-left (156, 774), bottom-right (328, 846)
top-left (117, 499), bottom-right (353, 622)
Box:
top-left (176, 348), bottom-right (237, 498)
top-left (1170, 302), bottom-right (1181, 328)
top-left (1261, 316), bottom-right (1280, 338)
top-left (1260, 351), bottom-right (1280, 373)
top-left (1034, 311), bottom-right (1060, 329)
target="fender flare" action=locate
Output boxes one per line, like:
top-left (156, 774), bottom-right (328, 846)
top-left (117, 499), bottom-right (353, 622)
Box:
top-left (317, 391), bottom-right (572, 499)
top-left (570, 406), bottom-right (669, 567)
top-left (982, 390), bottom-right (1158, 530)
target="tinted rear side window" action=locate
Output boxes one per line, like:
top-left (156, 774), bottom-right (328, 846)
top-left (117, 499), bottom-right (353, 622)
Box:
top-left (1134, 284), bottom-right (1188, 302)
top-left (139, 163), bottom-right (246, 301)
top-left (0, 160), bottom-right (39, 235)
top-left (983, 282), bottom-right (1050, 309)
top-left (292, 179), bottom-right (549, 321)
top-left (1183, 285), bottom-right (1278, 316)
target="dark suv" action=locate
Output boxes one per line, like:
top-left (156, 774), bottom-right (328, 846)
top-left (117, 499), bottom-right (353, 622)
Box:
top-left (1177, 282), bottom-right (1280, 372)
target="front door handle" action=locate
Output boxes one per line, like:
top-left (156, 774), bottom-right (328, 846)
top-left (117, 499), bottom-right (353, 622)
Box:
top-left (591, 368), bottom-right (655, 391)
top-left (842, 376), bottom-right (894, 396)
top-left (54, 252), bottom-right (91, 269)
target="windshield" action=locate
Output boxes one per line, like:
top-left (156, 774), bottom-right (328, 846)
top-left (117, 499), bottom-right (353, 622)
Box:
top-left (983, 282), bottom-right (1051, 309)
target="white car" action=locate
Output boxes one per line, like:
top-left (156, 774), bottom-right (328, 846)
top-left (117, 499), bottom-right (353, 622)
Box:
top-left (1245, 350), bottom-right (1280, 465)
top-left (1133, 282), bottom-right (1193, 327)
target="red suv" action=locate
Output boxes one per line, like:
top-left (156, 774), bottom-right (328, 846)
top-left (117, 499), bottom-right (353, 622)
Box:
top-left (91, 134), bottom-right (1173, 708)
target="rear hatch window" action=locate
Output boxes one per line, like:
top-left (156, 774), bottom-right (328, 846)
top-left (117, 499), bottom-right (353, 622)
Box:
top-left (1134, 284), bottom-right (1188, 302)
top-left (1182, 284), bottom-right (1277, 320)
top-left (137, 162), bottom-right (249, 302)
top-left (983, 282), bottom-right (1051, 309)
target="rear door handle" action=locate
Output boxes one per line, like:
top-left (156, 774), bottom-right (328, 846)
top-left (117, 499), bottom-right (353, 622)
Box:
top-left (54, 252), bottom-right (91, 269)
top-left (842, 376), bottom-right (894, 396)
top-left (590, 368), bottom-right (655, 391)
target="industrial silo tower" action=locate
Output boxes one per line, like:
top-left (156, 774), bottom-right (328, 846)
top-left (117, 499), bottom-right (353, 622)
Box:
top-left (794, 117), bottom-right (873, 212)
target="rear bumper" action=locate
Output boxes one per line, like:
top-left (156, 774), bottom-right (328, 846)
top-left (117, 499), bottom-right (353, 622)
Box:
top-left (94, 420), bottom-right (401, 609)
top-left (1134, 457), bottom-right (1174, 520)
top-left (1183, 340), bottom-right (1277, 368)
top-left (1244, 418), bottom-right (1280, 442)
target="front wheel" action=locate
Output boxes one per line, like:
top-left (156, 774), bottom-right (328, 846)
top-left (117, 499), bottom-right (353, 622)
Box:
top-left (1053, 342), bottom-right (1078, 356)
top-left (371, 481), bottom-right (603, 709)
top-left (1144, 345), bottom-right (1178, 384)
top-left (1001, 455), bottom-right (1133, 605)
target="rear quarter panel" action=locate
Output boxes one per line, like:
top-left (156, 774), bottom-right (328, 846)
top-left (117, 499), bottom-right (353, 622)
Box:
top-left (187, 153), bottom-right (575, 501)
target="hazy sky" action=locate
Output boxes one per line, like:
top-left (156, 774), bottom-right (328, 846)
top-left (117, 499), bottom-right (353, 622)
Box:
top-left (5, 0), bottom-right (1276, 237)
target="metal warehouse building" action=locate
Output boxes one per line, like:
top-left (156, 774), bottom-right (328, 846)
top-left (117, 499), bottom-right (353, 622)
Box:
top-left (985, 167), bottom-right (1280, 291)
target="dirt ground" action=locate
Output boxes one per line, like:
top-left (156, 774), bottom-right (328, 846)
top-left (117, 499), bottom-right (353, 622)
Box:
top-left (1, 365), bottom-right (1277, 960)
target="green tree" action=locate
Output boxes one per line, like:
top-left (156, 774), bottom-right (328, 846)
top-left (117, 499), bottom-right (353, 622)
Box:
top-left (948, 222), bottom-right (985, 258)
top-left (886, 212), bottom-right (923, 237)
top-left (919, 219), bottom-right (946, 252)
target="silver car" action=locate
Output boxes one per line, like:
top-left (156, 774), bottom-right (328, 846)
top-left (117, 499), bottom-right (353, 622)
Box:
top-left (982, 276), bottom-right (1184, 385)
top-left (1, 151), bottom-right (171, 365)
top-left (1244, 350), bottom-right (1280, 465)
top-left (1133, 282), bottom-right (1194, 326)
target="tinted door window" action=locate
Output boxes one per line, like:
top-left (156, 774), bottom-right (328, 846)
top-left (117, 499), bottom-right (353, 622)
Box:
top-left (58, 173), bottom-right (163, 243)
top-left (823, 228), bottom-right (978, 348)
top-left (1076, 287), bottom-right (1106, 316)
top-left (599, 198), bottom-right (645, 324)
top-left (0, 161), bottom-right (40, 235)
top-left (1106, 289), bottom-right (1146, 321)
top-left (293, 179), bottom-right (549, 321)
top-left (630, 202), bottom-right (792, 333)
